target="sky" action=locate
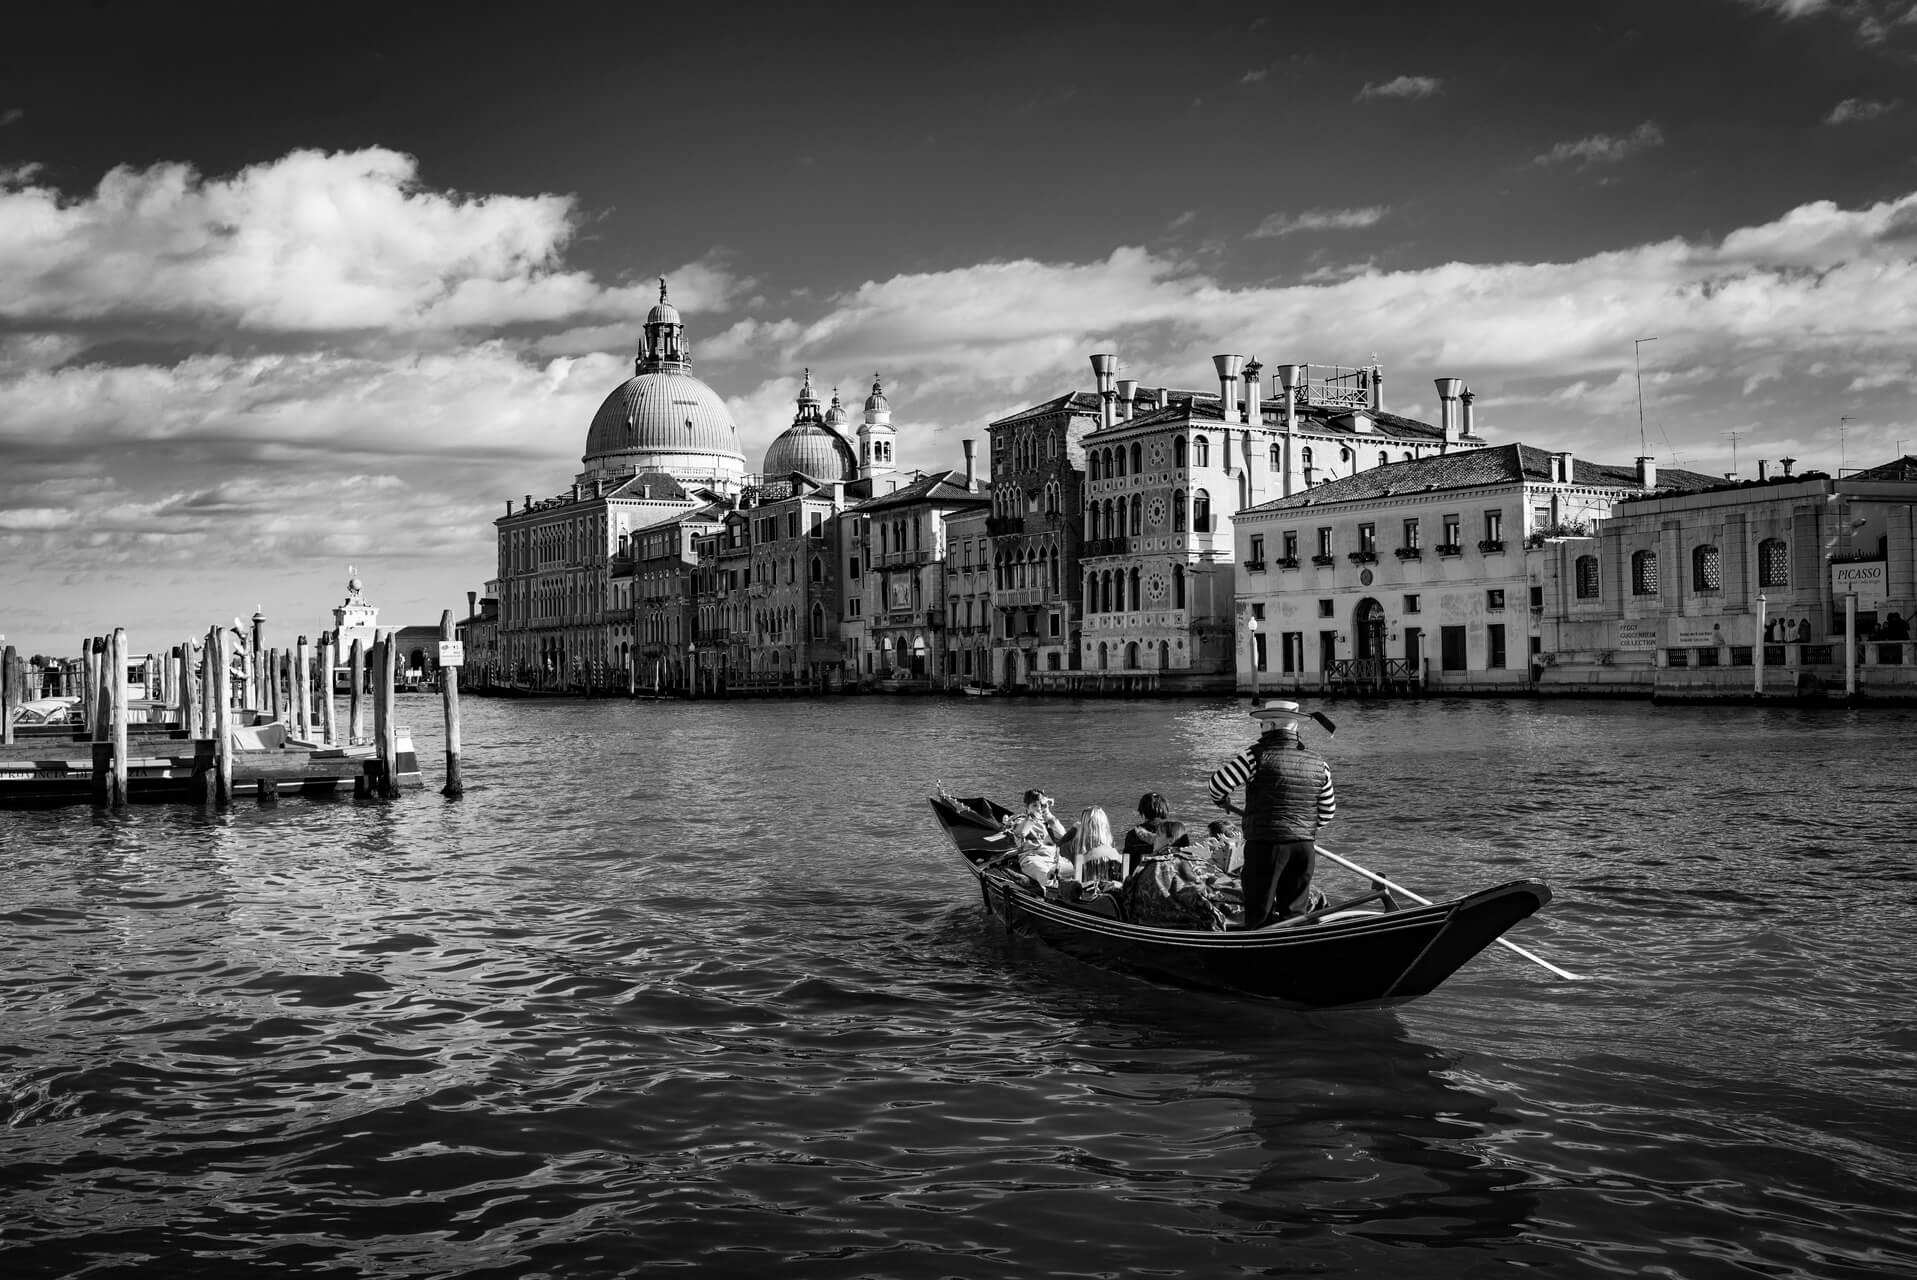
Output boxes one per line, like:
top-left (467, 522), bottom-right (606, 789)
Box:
top-left (3, 0), bottom-right (1917, 659)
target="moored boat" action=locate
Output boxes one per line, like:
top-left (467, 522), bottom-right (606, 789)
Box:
top-left (929, 792), bottom-right (1553, 1009)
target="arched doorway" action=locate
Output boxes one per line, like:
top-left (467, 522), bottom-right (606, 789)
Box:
top-left (1353, 598), bottom-right (1387, 661)
top-left (1003, 651), bottom-right (1021, 688)
top-left (1124, 641), bottom-right (1139, 669)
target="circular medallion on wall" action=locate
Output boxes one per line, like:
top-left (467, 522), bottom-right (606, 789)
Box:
top-left (1147, 497), bottom-right (1166, 526)
top-left (1360, 569), bottom-right (1375, 586)
top-left (1147, 573), bottom-right (1168, 602)
top-left (1150, 442), bottom-right (1166, 467)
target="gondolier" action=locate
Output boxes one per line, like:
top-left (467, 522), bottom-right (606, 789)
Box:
top-left (1208, 701), bottom-right (1335, 929)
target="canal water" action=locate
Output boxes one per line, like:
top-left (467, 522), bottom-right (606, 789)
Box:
top-left (2, 696), bottom-right (1913, 1278)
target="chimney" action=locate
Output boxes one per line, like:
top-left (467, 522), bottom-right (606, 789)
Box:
top-left (505, 499), bottom-right (514, 516)
top-left (572, 482), bottom-right (582, 501)
top-left (1636, 456), bottom-right (1658, 489)
top-left (1758, 460), bottom-right (1771, 481)
top-left (1278, 363), bottom-right (1304, 434)
top-left (524, 493), bottom-right (533, 510)
top-left (466, 590), bottom-right (477, 618)
top-left (1434, 378), bottom-right (1464, 446)
top-left (1212, 354), bottom-right (1244, 424)
top-left (1460, 387), bottom-right (1475, 437)
top-left (1552, 450), bottom-right (1575, 483)
top-left (1243, 360), bottom-right (1262, 425)
top-left (1116, 378), bottom-right (1137, 421)
top-left (962, 438), bottom-right (978, 493)
top-left (1090, 353), bottom-right (1117, 428)
top-left (1370, 363), bottom-right (1384, 413)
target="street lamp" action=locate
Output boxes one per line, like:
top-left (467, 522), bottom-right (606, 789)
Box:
top-left (1245, 612), bottom-right (1261, 705)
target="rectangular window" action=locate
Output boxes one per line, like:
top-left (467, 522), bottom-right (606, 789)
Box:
top-left (1319, 630), bottom-right (1339, 669)
top-left (1403, 518), bottom-right (1420, 549)
top-left (1049, 612), bottom-right (1061, 637)
top-left (1317, 527), bottom-right (1334, 556)
top-left (1488, 623), bottom-right (1506, 668)
top-left (1317, 599), bottom-right (1334, 618)
top-left (1404, 594), bottom-right (1421, 614)
top-left (848, 598), bottom-right (861, 617)
top-left (1443, 515), bottom-right (1461, 546)
top-left (1252, 602), bottom-right (1266, 621)
top-left (1441, 625), bottom-right (1468, 671)
top-left (788, 512), bottom-right (800, 537)
top-left (1282, 531), bottom-right (1298, 561)
top-left (1487, 589), bottom-right (1505, 611)
top-left (848, 558), bottom-right (860, 580)
top-left (1249, 534), bottom-right (1265, 564)
top-left (1484, 510), bottom-right (1504, 542)
top-left (1358, 523), bottom-right (1376, 553)
top-left (1282, 632), bottom-right (1304, 673)
top-left (1530, 585), bottom-right (1544, 610)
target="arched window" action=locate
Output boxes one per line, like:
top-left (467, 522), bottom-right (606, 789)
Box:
top-left (1378, 452), bottom-right (1389, 469)
top-left (1270, 443), bottom-right (1282, 471)
top-left (810, 556), bottom-right (823, 582)
top-left (1631, 549), bottom-right (1659, 596)
top-left (1088, 504), bottom-right (1102, 540)
top-left (1692, 545), bottom-right (1721, 592)
top-left (810, 603), bottom-right (825, 639)
top-left (1130, 442), bottom-right (1142, 474)
top-left (1113, 569), bottom-right (1125, 612)
top-left (1576, 556), bottom-right (1601, 599)
top-left (1173, 564), bottom-right (1186, 609)
top-left (1115, 447), bottom-right (1126, 479)
top-left (1089, 451), bottom-right (1101, 482)
top-left (1192, 489), bottom-right (1212, 533)
top-left (1099, 570), bottom-right (1113, 613)
top-left (1103, 497), bottom-right (1116, 535)
top-left (1172, 490), bottom-right (1187, 531)
top-left (1049, 545), bottom-right (1060, 593)
top-left (1193, 435), bottom-right (1211, 467)
top-left (1129, 494), bottom-right (1142, 535)
top-left (1758, 538), bottom-right (1789, 588)
top-left (1301, 446), bottom-right (1314, 470)
top-left (1173, 436), bottom-right (1188, 468)
top-left (1098, 641), bottom-right (1109, 670)
top-left (1124, 641), bottom-right (1139, 670)
top-left (1339, 446), bottom-right (1351, 464)
top-left (1128, 566), bottom-right (1140, 607)
top-left (1404, 451), bottom-right (1414, 463)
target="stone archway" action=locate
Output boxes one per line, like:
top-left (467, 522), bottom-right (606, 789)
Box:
top-left (1353, 597), bottom-right (1386, 661)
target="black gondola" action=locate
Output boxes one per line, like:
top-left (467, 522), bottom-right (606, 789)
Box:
top-left (929, 793), bottom-right (1554, 1010)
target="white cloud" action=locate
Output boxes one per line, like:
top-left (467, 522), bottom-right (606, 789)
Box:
top-left (0, 148), bottom-right (743, 335)
top-left (1240, 68), bottom-right (1268, 84)
top-left (1532, 121), bottom-right (1664, 167)
top-left (1825, 96), bottom-right (1898, 123)
top-left (1249, 207), bottom-right (1389, 238)
top-left (1356, 75), bottom-right (1442, 101)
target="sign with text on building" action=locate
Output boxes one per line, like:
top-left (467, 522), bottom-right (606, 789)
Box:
top-left (1830, 560), bottom-right (1888, 608)
top-left (1616, 622), bottom-right (1659, 650)
top-left (1675, 621), bottom-right (1732, 647)
top-left (437, 640), bottom-right (465, 667)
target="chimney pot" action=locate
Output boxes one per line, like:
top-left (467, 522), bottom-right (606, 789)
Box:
top-left (1434, 378), bottom-right (1463, 445)
top-left (1212, 354), bottom-right (1244, 425)
top-left (962, 439), bottom-right (978, 492)
top-left (1091, 353), bottom-right (1117, 427)
top-left (1243, 360), bottom-right (1263, 426)
top-left (1116, 378), bottom-right (1138, 421)
top-left (1636, 456), bottom-right (1658, 489)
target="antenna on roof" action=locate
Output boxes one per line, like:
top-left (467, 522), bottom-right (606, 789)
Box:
top-left (1721, 428), bottom-right (1745, 479)
top-left (1633, 337), bottom-right (1658, 459)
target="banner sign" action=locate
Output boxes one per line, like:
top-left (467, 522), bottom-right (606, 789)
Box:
top-left (437, 640), bottom-right (465, 667)
top-left (1831, 560), bottom-right (1888, 608)
top-left (1675, 621), bottom-right (1732, 648)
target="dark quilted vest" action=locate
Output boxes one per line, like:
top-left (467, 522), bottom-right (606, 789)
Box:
top-left (1243, 740), bottom-right (1328, 841)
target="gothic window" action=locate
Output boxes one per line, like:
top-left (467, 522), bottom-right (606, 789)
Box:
top-left (1129, 493), bottom-right (1142, 535)
top-left (1632, 550), bottom-right (1659, 596)
top-left (1130, 442), bottom-right (1142, 474)
top-left (1172, 490), bottom-right (1187, 531)
top-left (810, 556), bottom-right (823, 583)
top-left (1193, 435), bottom-right (1211, 467)
top-left (1173, 436), bottom-right (1188, 468)
top-left (1088, 504), bottom-right (1102, 540)
top-left (1758, 538), bottom-right (1789, 588)
top-left (1692, 545), bottom-right (1721, 593)
top-left (1192, 489), bottom-right (1212, 533)
top-left (1173, 564), bottom-right (1186, 609)
top-left (1128, 566), bottom-right (1140, 608)
top-left (1089, 451), bottom-right (1101, 482)
top-left (1115, 447), bottom-right (1126, 479)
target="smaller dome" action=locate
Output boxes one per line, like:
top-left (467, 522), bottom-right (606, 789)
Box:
top-left (824, 388), bottom-right (847, 428)
top-left (864, 375), bottom-right (889, 413)
top-left (646, 276), bottom-right (680, 326)
top-left (764, 421), bottom-right (856, 482)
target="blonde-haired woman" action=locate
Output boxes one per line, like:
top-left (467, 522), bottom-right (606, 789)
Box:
top-left (1072, 806), bottom-right (1123, 885)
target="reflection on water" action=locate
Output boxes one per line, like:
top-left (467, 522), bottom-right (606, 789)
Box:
top-left (2, 696), bottom-right (1914, 1278)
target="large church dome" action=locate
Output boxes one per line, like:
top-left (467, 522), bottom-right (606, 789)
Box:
top-left (579, 278), bottom-right (745, 489)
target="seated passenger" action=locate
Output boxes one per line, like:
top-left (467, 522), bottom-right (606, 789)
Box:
top-left (1121, 792), bottom-right (1173, 877)
top-left (1010, 790), bottom-right (1075, 889)
top-left (1118, 821), bottom-right (1230, 930)
top-left (1199, 818), bottom-right (1243, 876)
top-left (1069, 805), bottom-right (1123, 886)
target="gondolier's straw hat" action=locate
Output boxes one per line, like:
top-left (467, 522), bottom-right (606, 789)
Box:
top-left (1250, 699), bottom-right (1307, 730)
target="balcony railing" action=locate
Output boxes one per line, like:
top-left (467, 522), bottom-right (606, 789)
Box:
top-left (1082, 536), bottom-right (1131, 558)
top-left (1310, 554), bottom-right (1336, 567)
top-left (1243, 559), bottom-right (1266, 572)
top-left (1435, 543), bottom-right (1464, 557)
top-left (1478, 538), bottom-right (1507, 554)
top-left (1395, 546), bottom-right (1422, 560)
top-left (1275, 557), bottom-right (1300, 570)
top-left (1348, 550), bottom-right (1379, 565)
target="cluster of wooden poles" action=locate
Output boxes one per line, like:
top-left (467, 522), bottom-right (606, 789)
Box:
top-left (1, 610), bottom-right (464, 808)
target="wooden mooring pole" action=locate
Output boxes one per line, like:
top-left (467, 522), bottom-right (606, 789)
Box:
top-left (295, 635), bottom-right (311, 743)
top-left (107, 627), bottom-right (129, 808)
top-left (0, 644), bottom-right (17, 746)
top-left (349, 637), bottom-right (366, 747)
top-left (373, 633), bottom-right (400, 798)
top-left (439, 609), bottom-right (463, 798)
top-left (319, 632), bottom-right (338, 746)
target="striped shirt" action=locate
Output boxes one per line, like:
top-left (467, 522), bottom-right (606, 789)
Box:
top-left (1208, 746), bottom-right (1336, 826)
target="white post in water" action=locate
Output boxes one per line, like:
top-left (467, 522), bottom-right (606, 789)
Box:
top-left (1845, 592), bottom-right (1858, 697)
top-left (211, 625), bottom-right (233, 807)
top-left (108, 627), bottom-right (129, 808)
top-left (1754, 594), bottom-right (1767, 697)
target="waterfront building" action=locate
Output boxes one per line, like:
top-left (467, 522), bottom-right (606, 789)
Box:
top-left (983, 389), bottom-right (1101, 691)
top-left (493, 281), bottom-right (744, 688)
top-left (1535, 454), bottom-right (1917, 698)
top-left (628, 502), bottom-right (726, 693)
top-left (1232, 441), bottom-right (1717, 695)
top-left (942, 502), bottom-right (994, 687)
top-left (1071, 355), bottom-right (1482, 693)
top-left (847, 445), bottom-right (989, 688)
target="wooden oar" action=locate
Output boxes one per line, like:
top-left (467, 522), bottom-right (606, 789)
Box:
top-left (1314, 842), bottom-right (1584, 981)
